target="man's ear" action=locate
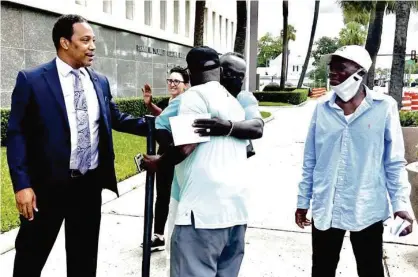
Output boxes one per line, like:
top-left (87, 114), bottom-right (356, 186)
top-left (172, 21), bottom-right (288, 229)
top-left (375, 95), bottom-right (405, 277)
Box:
top-left (60, 37), bottom-right (70, 50)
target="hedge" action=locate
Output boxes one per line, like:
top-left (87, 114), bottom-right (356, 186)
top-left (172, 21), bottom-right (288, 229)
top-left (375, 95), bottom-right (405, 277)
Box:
top-left (254, 89), bottom-right (309, 105)
top-left (0, 96), bottom-right (171, 146)
top-left (400, 111), bottom-right (418, 127)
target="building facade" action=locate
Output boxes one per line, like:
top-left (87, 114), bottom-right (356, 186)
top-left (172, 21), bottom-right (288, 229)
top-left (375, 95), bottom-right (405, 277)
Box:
top-left (257, 53), bottom-right (314, 90)
top-left (0, 0), bottom-right (237, 108)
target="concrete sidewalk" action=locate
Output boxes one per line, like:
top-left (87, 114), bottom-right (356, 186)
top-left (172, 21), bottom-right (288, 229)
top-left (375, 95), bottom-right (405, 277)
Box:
top-left (1, 100), bottom-right (417, 276)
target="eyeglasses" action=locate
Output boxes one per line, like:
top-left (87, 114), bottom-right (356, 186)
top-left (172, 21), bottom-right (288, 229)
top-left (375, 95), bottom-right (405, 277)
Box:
top-left (166, 79), bottom-right (184, 86)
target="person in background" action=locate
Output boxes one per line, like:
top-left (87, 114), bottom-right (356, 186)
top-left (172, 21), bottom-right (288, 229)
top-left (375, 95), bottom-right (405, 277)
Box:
top-left (295, 45), bottom-right (413, 277)
top-left (140, 66), bottom-right (190, 251)
top-left (7, 14), bottom-right (148, 277)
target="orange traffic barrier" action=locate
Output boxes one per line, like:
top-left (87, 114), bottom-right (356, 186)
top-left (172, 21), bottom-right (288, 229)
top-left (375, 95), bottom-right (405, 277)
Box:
top-left (311, 87), bottom-right (327, 98)
top-left (411, 93), bottom-right (418, 111)
top-left (401, 96), bottom-right (412, 111)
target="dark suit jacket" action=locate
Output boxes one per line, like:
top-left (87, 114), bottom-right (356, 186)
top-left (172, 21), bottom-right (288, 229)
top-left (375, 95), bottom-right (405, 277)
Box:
top-left (7, 59), bottom-right (147, 195)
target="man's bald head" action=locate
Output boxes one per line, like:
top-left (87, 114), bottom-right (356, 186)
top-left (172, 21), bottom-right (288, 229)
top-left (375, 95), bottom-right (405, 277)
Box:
top-left (220, 52), bottom-right (247, 96)
top-left (220, 52), bottom-right (247, 77)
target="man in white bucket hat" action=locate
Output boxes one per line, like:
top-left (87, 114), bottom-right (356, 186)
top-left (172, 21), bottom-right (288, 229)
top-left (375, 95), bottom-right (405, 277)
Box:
top-left (295, 45), bottom-right (413, 277)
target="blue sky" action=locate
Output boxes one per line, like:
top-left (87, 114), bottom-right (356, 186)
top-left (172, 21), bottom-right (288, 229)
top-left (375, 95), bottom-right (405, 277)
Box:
top-left (257, 0), bottom-right (418, 69)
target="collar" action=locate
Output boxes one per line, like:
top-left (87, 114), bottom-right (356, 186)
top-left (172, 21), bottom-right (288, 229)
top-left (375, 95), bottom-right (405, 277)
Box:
top-left (56, 56), bottom-right (86, 77)
top-left (327, 84), bottom-right (384, 108)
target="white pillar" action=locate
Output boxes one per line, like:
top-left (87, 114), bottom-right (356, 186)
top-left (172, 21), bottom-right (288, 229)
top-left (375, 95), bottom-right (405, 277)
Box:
top-left (189, 0), bottom-right (196, 41)
top-left (152, 0), bottom-right (160, 28)
top-left (112, 0), bottom-right (125, 20)
top-left (86, 0), bottom-right (102, 13)
top-left (135, 0), bottom-right (144, 25)
top-left (179, 0), bottom-right (186, 36)
top-left (166, 0), bottom-right (174, 34)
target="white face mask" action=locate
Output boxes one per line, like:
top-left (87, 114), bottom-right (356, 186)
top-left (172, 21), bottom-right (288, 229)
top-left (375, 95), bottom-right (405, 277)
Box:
top-left (331, 69), bottom-right (364, 102)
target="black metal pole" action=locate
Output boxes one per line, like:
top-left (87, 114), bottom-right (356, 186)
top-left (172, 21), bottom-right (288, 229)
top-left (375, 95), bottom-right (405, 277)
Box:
top-left (142, 115), bottom-right (156, 277)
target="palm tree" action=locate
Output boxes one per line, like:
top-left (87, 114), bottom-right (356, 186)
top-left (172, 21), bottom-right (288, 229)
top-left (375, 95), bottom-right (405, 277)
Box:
top-left (338, 22), bottom-right (367, 46)
top-left (194, 0), bottom-right (206, 46)
top-left (280, 0), bottom-right (289, 90)
top-left (389, 1), bottom-right (411, 108)
top-left (280, 24), bottom-right (296, 82)
top-left (298, 0), bottom-right (320, 89)
top-left (338, 1), bottom-right (418, 88)
top-left (364, 1), bottom-right (386, 88)
top-left (234, 0), bottom-right (247, 55)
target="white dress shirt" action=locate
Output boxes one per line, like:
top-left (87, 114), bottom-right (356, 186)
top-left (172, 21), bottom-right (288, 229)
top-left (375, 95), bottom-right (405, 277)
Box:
top-left (56, 57), bottom-right (100, 170)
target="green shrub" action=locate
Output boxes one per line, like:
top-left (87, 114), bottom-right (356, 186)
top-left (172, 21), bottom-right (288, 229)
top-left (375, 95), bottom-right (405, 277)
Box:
top-left (0, 97), bottom-right (171, 146)
top-left (399, 111), bottom-right (418, 127)
top-left (262, 82), bottom-right (299, 92)
top-left (254, 89), bottom-right (309, 105)
top-left (1, 109), bottom-right (10, 146)
top-left (114, 96), bottom-right (170, 116)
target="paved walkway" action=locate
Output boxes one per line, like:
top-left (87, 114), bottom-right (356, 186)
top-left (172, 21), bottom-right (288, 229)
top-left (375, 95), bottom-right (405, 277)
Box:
top-left (1, 100), bottom-right (417, 276)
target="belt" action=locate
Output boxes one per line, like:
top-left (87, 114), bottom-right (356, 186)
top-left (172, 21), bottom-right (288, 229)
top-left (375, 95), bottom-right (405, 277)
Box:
top-left (69, 168), bottom-right (97, 178)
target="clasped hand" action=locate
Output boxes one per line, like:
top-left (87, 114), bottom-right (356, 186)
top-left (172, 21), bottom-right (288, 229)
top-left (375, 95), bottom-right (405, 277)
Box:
top-left (193, 117), bottom-right (232, 136)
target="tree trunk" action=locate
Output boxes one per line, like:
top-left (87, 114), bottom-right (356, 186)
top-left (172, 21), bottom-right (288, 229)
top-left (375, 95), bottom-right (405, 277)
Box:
top-left (365, 1), bottom-right (386, 88)
top-left (280, 0), bottom-right (289, 90)
top-left (194, 0), bottom-right (206, 47)
top-left (389, 1), bottom-right (410, 109)
top-left (298, 0), bottom-right (320, 88)
top-left (234, 0), bottom-right (247, 55)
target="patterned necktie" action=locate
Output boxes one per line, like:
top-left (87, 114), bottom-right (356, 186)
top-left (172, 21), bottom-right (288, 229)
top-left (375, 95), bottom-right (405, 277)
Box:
top-left (71, 69), bottom-right (91, 174)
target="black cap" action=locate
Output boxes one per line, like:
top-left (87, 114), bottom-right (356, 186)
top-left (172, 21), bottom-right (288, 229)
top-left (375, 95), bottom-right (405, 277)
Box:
top-left (186, 46), bottom-right (220, 72)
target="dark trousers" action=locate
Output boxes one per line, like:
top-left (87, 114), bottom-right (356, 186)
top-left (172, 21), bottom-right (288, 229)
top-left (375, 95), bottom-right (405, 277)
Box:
top-left (13, 169), bottom-right (102, 277)
top-left (154, 162), bottom-right (174, 235)
top-left (312, 221), bottom-right (384, 277)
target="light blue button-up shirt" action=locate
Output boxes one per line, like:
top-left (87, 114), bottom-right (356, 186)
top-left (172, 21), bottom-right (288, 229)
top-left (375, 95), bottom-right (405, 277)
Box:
top-left (297, 86), bottom-right (411, 231)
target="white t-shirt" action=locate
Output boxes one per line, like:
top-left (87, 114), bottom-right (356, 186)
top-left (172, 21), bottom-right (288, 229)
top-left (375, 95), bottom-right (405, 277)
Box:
top-left (174, 81), bottom-right (249, 229)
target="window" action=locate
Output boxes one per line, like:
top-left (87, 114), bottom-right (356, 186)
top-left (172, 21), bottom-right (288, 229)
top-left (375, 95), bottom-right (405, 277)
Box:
top-left (126, 0), bottom-right (134, 20)
top-left (160, 0), bottom-right (167, 30)
top-left (204, 8), bottom-right (208, 43)
top-left (103, 0), bottom-right (112, 14)
top-left (212, 12), bottom-right (216, 43)
top-left (144, 0), bottom-right (152, 26)
top-left (226, 19), bottom-right (229, 48)
top-left (174, 0), bottom-right (180, 34)
top-left (231, 21), bottom-right (234, 47)
top-left (185, 0), bottom-right (191, 37)
top-left (219, 16), bottom-right (222, 47)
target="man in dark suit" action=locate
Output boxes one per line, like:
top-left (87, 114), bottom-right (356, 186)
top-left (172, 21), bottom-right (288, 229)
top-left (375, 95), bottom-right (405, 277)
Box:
top-left (7, 14), bottom-right (148, 277)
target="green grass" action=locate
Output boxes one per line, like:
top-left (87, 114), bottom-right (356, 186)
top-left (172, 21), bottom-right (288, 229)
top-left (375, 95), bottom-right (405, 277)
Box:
top-left (261, 111), bottom-right (272, 119)
top-left (259, 101), bottom-right (294, 107)
top-left (1, 131), bottom-right (146, 233)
